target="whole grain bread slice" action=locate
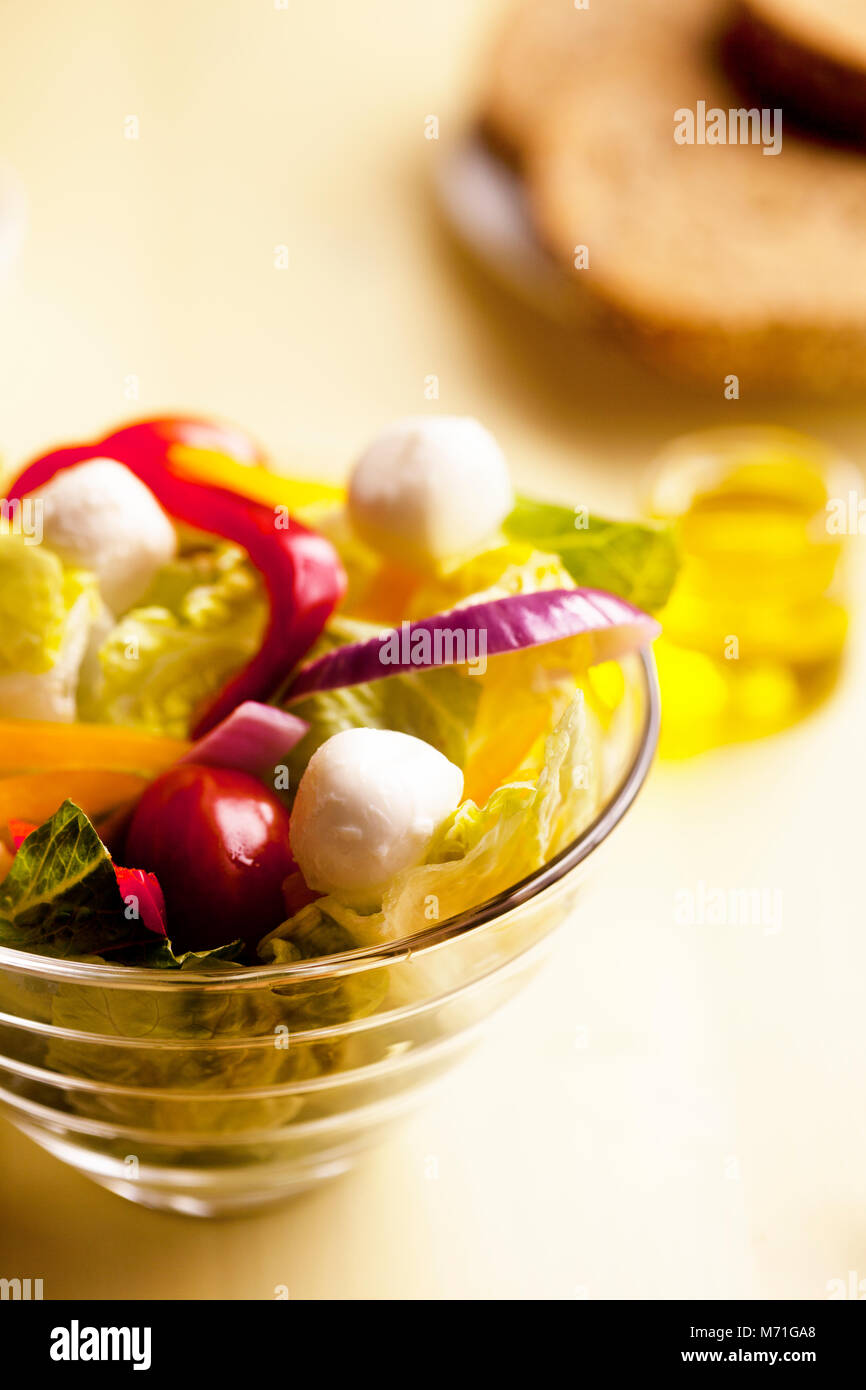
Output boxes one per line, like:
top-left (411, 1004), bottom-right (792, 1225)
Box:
top-left (481, 0), bottom-right (713, 164)
top-left (526, 10), bottom-right (866, 389)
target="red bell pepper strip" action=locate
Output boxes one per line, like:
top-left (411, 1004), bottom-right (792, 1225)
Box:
top-left (102, 415), bottom-right (267, 468)
top-left (8, 819), bottom-right (168, 937)
top-left (112, 865), bottom-right (168, 938)
top-left (8, 818), bottom-right (38, 851)
top-left (7, 419), bottom-right (346, 738)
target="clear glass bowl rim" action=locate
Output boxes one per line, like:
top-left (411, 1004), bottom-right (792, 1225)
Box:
top-left (0, 650), bottom-right (660, 988)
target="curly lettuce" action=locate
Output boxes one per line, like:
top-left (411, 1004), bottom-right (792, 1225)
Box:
top-left (283, 615), bottom-right (482, 789)
top-left (81, 542), bottom-right (268, 738)
top-left (260, 691), bottom-right (598, 958)
top-left (0, 534), bottom-right (100, 721)
top-left (406, 541), bottom-right (576, 618)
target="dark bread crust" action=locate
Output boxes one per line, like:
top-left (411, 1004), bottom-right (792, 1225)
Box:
top-left (727, 2), bottom-right (866, 146)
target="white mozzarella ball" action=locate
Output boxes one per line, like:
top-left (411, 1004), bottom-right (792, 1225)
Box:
top-left (347, 416), bottom-right (513, 567)
top-left (28, 458), bottom-right (177, 614)
top-left (290, 728), bottom-right (464, 904)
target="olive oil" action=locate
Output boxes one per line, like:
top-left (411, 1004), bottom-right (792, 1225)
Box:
top-left (647, 428), bottom-right (854, 757)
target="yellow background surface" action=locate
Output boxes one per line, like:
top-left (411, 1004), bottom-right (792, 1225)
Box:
top-left (0, 0), bottom-right (864, 1299)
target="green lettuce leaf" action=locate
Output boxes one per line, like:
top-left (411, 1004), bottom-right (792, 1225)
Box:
top-left (283, 556), bottom-right (597, 805)
top-left (42, 922), bottom-right (387, 1137)
top-left (44, 968), bottom-right (324, 1135)
top-left (260, 690), bottom-right (598, 956)
top-left (263, 914), bottom-right (388, 1024)
top-left (81, 542), bottom-right (268, 738)
top-left (0, 534), bottom-right (101, 721)
top-left (107, 936), bottom-right (246, 969)
top-left (406, 542), bottom-right (577, 618)
top-left (283, 615), bottom-right (482, 790)
top-left (0, 800), bottom-right (130, 956)
top-left (503, 496), bottom-right (678, 612)
top-left (0, 535), bottom-right (81, 674)
top-left (0, 800), bottom-right (241, 968)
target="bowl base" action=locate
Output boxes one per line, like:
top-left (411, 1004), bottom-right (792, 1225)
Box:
top-left (9, 1117), bottom-right (360, 1219)
top-left (88, 1157), bottom-right (355, 1218)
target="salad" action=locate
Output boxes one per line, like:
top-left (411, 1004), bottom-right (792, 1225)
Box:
top-left (0, 414), bottom-right (675, 971)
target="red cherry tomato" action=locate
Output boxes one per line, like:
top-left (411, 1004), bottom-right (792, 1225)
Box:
top-left (125, 764), bottom-right (295, 952)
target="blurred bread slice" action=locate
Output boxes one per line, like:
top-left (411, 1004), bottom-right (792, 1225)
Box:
top-left (527, 13), bottom-right (866, 389)
top-left (482, 0), bottom-right (712, 163)
top-left (728, 1), bottom-right (866, 144)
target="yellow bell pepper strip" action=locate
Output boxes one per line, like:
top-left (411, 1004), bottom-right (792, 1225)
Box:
top-left (8, 417), bottom-right (347, 738)
top-left (103, 414), bottom-right (343, 510)
top-left (0, 771), bottom-right (151, 833)
top-left (168, 445), bottom-right (344, 513)
top-left (0, 718), bottom-right (189, 776)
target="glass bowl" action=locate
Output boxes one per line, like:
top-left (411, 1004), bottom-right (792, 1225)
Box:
top-left (0, 651), bottom-right (659, 1217)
